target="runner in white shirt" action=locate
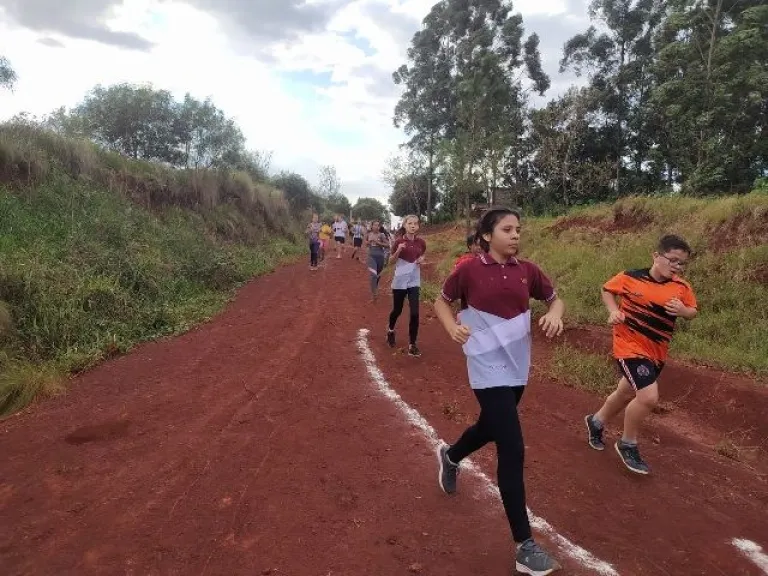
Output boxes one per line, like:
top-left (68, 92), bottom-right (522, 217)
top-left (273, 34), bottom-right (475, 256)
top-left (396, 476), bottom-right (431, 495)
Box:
top-left (351, 220), bottom-right (366, 261)
top-left (332, 215), bottom-right (348, 259)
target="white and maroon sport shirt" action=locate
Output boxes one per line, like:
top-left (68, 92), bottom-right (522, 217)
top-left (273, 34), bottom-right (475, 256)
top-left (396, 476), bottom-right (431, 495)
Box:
top-left (441, 253), bottom-right (557, 389)
top-left (391, 236), bottom-right (427, 290)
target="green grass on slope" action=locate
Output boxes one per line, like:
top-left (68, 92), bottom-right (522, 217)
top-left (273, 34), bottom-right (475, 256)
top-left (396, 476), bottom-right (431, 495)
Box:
top-left (432, 193), bottom-right (768, 376)
top-left (0, 174), bottom-right (302, 416)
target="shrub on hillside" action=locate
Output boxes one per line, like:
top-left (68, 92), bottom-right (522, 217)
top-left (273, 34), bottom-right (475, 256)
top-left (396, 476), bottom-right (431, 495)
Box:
top-left (0, 120), bottom-right (299, 244)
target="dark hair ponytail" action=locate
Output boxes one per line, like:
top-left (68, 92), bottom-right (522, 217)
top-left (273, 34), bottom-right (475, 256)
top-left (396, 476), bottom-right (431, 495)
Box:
top-left (475, 207), bottom-right (521, 252)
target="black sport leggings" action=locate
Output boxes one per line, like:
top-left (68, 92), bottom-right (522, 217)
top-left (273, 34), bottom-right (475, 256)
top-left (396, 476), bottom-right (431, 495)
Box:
top-left (447, 386), bottom-right (531, 543)
top-left (309, 240), bottom-right (319, 267)
top-left (388, 287), bottom-right (420, 345)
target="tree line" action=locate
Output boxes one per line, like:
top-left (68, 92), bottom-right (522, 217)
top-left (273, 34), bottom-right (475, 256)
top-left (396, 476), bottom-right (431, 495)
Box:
top-left (44, 83), bottom-right (285, 191)
top-left (1, 58), bottom-right (389, 224)
top-left (390, 0), bottom-right (767, 219)
top-left (273, 164), bottom-right (388, 223)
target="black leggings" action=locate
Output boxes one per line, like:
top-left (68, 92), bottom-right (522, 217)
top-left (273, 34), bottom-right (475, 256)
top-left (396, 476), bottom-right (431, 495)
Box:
top-left (309, 240), bottom-right (319, 267)
top-left (388, 287), bottom-right (420, 345)
top-left (447, 386), bottom-right (530, 543)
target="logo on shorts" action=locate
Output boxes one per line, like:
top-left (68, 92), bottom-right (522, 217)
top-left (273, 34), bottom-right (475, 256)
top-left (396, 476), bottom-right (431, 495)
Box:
top-left (521, 278), bottom-right (528, 284)
top-left (637, 364), bottom-right (651, 377)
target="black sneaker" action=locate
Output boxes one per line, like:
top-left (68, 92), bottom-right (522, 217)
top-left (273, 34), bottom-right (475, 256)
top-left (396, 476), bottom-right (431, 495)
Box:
top-left (615, 441), bottom-right (650, 475)
top-left (515, 539), bottom-right (561, 575)
top-left (585, 414), bottom-right (605, 451)
top-left (408, 344), bottom-right (421, 357)
top-left (386, 329), bottom-right (395, 347)
top-left (437, 445), bottom-right (459, 494)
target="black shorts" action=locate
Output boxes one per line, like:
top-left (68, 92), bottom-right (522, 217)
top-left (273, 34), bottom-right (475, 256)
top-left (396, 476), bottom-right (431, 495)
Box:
top-left (335, 236), bottom-right (345, 244)
top-left (353, 237), bottom-right (363, 247)
top-left (617, 358), bottom-right (664, 390)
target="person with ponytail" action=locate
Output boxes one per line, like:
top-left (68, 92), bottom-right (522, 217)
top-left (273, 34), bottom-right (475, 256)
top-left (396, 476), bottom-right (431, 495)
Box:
top-left (433, 208), bottom-right (565, 575)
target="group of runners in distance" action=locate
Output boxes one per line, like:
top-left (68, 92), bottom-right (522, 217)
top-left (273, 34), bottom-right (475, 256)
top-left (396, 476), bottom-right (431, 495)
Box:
top-left (306, 206), bottom-right (698, 576)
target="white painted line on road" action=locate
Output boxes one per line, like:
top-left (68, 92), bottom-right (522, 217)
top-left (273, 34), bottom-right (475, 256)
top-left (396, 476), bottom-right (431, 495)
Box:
top-left (356, 328), bottom-right (619, 576)
top-left (733, 539), bottom-right (768, 574)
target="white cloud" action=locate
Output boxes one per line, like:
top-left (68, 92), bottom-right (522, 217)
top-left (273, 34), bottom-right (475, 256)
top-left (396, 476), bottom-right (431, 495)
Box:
top-left (508, 0), bottom-right (569, 16)
top-left (0, 0), bottom-right (591, 207)
top-left (397, 0), bottom-right (568, 20)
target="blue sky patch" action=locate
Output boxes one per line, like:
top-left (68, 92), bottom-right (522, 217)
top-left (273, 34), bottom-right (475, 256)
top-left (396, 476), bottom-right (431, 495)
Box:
top-left (337, 30), bottom-right (376, 57)
top-left (317, 124), bottom-right (366, 149)
top-left (280, 69), bottom-right (335, 89)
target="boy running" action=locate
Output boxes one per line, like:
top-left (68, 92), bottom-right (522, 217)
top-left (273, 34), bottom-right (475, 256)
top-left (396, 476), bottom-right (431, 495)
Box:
top-left (434, 208), bottom-right (564, 575)
top-left (585, 234), bottom-right (698, 475)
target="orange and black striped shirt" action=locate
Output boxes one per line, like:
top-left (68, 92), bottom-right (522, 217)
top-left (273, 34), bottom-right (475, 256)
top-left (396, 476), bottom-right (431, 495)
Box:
top-left (603, 269), bottom-right (697, 364)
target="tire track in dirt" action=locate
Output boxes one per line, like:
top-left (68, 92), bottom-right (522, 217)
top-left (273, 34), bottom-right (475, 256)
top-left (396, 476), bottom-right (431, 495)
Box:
top-left (1, 263), bottom-right (328, 575)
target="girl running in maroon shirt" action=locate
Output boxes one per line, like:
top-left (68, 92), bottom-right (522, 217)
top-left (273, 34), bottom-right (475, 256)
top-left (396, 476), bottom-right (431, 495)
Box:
top-left (433, 208), bottom-right (565, 575)
top-left (386, 215), bottom-right (426, 357)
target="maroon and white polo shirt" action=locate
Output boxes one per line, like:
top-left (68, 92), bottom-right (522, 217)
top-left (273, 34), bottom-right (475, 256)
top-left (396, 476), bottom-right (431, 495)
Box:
top-left (441, 253), bottom-right (557, 389)
top-left (392, 235), bottom-right (427, 290)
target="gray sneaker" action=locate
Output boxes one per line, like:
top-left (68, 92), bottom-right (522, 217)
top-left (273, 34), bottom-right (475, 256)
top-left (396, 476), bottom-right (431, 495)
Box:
top-left (615, 441), bottom-right (650, 475)
top-left (437, 444), bottom-right (459, 494)
top-left (515, 539), bottom-right (561, 575)
top-left (585, 414), bottom-right (605, 451)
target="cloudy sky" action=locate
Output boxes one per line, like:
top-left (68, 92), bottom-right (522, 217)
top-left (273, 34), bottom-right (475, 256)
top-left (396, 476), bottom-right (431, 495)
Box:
top-left (0, 0), bottom-right (589, 205)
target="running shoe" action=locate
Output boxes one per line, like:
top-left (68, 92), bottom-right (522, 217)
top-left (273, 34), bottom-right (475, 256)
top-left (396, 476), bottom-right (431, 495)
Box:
top-left (515, 539), bottom-right (561, 575)
top-left (615, 441), bottom-right (650, 475)
top-left (585, 414), bottom-right (605, 451)
top-left (437, 444), bottom-right (459, 494)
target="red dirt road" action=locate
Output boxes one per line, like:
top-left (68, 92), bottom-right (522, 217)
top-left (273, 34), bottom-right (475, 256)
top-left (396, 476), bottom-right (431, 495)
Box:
top-left (2, 253), bottom-right (767, 575)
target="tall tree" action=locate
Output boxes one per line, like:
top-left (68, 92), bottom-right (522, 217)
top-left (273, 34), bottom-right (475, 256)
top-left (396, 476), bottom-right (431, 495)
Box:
top-left (351, 197), bottom-right (389, 222)
top-left (272, 171), bottom-right (316, 212)
top-left (530, 88), bottom-right (615, 207)
top-left (652, 0), bottom-right (768, 193)
top-left (561, 0), bottom-right (666, 194)
top-left (393, 0), bottom-right (549, 220)
top-left (388, 173), bottom-right (437, 218)
top-left (383, 151), bottom-right (441, 219)
top-left (175, 94), bottom-right (246, 170)
top-left (0, 56), bottom-right (17, 91)
top-left (73, 84), bottom-right (182, 164)
top-left (393, 12), bottom-right (455, 222)
top-left (44, 105), bottom-right (88, 137)
top-left (325, 192), bottom-right (351, 217)
top-left (317, 165), bottom-right (341, 198)
top-left (45, 85), bottom-right (249, 171)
